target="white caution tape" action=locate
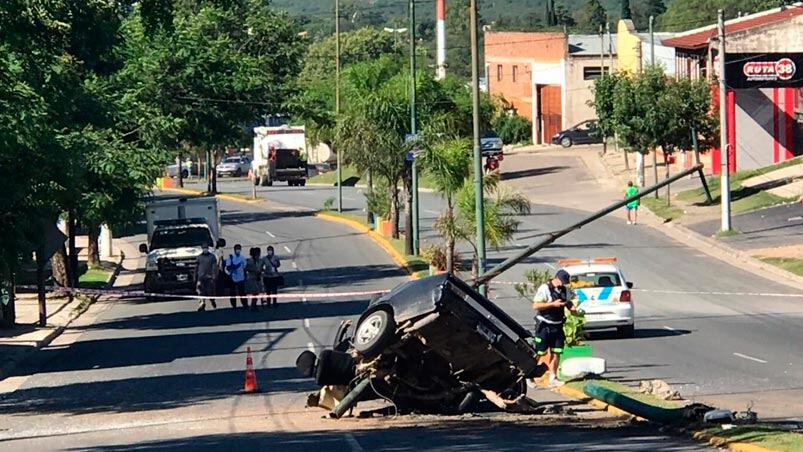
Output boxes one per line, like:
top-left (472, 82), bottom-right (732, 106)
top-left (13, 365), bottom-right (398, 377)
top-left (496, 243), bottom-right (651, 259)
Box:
top-left (16, 285), bottom-right (389, 301)
top-left (488, 281), bottom-right (803, 298)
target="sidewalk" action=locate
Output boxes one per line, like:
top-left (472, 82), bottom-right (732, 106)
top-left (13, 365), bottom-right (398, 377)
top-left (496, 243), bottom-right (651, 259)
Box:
top-left (0, 235), bottom-right (137, 380)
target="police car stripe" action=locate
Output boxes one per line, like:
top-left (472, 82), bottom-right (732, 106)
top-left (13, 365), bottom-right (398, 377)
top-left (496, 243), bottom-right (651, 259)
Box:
top-left (599, 287), bottom-right (613, 301)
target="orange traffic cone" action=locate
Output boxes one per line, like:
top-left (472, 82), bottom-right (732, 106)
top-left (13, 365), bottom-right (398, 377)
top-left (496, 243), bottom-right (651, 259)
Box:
top-left (242, 346), bottom-right (259, 393)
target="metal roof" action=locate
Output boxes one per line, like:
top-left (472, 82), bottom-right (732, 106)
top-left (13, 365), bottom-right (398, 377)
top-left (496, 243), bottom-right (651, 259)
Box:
top-left (663, 3), bottom-right (803, 50)
top-left (568, 34), bottom-right (618, 56)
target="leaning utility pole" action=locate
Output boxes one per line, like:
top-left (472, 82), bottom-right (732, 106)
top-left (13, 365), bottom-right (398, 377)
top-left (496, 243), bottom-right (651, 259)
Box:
top-left (718, 9), bottom-right (731, 231)
top-left (470, 0), bottom-right (486, 295)
top-left (335, 0), bottom-right (343, 213)
top-left (410, 0), bottom-right (420, 255)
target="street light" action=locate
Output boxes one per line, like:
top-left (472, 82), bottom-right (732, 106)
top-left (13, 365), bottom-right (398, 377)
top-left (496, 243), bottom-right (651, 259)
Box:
top-left (383, 27), bottom-right (408, 48)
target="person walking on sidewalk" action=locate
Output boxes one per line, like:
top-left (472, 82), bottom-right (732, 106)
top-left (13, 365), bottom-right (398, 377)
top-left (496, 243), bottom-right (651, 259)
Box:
top-left (625, 181), bottom-right (639, 225)
top-left (195, 244), bottom-right (218, 311)
top-left (260, 245), bottom-right (282, 307)
top-left (244, 247), bottom-right (263, 311)
top-left (224, 244), bottom-right (247, 309)
top-left (532, 269), bottom-right (577, 387)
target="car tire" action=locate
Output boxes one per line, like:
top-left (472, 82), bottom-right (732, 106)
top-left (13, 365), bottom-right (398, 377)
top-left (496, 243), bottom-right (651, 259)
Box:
top-left (181, 169), bottom-right (189, 179)
top-left (300, 179), bottom-right (306, 187)
top-left (266, 179), bottom-right (273, 186)
top-left (315, 349), bottom-right (356, 386)
top-left (353, 308), bottom-right (396, 358)
top-left (560, 136), bottom-right (573, 148)
top-left (234, 169), bottom-right (242, 177)
top-left (617, 325), bottom-right (635, 338)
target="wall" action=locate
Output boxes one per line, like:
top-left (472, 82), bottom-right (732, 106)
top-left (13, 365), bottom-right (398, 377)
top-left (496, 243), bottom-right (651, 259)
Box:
top-left (617, 20), bottom-right (643, 74)
top-left (564, 56), bottom-right (617, 126)
top-left (727, 15), bottom-right (803, 52)
top-left (484, 32), bottom-right (567, 143)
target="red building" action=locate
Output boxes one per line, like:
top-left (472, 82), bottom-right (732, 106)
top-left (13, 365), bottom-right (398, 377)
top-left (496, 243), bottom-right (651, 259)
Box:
top-left (663, 5), bottom-right (803, 174)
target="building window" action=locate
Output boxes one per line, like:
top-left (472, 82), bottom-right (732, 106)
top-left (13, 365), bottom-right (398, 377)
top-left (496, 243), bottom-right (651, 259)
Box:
top-left (583, 66), bottom-right (605, 80)
top-left (497, 64), bottom-right (503, 82)
top-left (512, 65), bottom-right (518, 82)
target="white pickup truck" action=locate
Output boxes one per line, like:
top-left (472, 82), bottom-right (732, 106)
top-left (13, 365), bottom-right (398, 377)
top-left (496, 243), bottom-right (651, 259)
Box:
top-left (139, 196), bottom-right (225, 297)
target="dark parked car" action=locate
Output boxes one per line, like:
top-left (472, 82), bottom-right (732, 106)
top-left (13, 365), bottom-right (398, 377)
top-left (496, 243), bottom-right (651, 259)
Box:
top-left (551, 120), bottom-right (602, 148)
top-left (480, 131), bottom-right (504, 156)
top-left (296, 273), bottom-right (545, 417)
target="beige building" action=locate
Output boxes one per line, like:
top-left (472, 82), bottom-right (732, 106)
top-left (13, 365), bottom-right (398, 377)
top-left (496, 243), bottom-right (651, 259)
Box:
top-left (565, 34), bottom-right (618, 127)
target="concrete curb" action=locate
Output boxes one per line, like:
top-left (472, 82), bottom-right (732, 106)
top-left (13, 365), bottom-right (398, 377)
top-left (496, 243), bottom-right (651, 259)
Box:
top-left (593, 152), bottom-right (803, 291)
top-left (692, 430), bottom-right (781, 452)
top-left (314, 212), bottom-right (419, 281)
top-left (306, 182), bottom-right (437, 194)
top-left (0, 253), bottom-right (125, 381)
top-left (554, 384), bottom-right (645, 421)
top-left (158, 187), bottom-right (264, 204)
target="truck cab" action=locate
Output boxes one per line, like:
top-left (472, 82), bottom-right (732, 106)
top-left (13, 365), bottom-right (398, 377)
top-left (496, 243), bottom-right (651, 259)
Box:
top-left (139, 197), bottom-right (224, 298)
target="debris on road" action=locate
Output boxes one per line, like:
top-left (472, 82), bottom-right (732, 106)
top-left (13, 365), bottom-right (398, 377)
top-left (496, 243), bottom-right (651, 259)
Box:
top-left (639, 379), bottom-right (682, 401)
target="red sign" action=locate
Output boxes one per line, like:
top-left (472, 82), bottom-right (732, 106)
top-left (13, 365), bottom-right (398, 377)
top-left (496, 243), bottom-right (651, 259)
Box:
top-left (743, 58), bottom-right (796, 81)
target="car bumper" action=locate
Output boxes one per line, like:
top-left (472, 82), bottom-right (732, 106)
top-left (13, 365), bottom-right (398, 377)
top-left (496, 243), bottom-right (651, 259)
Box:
top-left (551, 137), bottom-right (561, 145)
top-left (580, 304), bottom-right (634, 330)
top-left (144, 270), bottom-right (196, 294)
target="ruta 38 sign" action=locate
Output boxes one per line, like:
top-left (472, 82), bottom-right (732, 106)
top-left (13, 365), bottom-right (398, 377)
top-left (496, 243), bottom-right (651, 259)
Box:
top-left (725, 53), bottom-right (803, 89)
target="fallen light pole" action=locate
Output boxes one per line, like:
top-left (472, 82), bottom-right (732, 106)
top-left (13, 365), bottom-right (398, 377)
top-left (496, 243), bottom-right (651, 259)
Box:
top-left (475, 164), bottom-right (710, 287)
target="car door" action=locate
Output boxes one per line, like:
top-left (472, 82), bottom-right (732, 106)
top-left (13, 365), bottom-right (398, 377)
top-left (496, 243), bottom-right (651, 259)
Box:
top-left (574, 122), bottom-right (593, 144)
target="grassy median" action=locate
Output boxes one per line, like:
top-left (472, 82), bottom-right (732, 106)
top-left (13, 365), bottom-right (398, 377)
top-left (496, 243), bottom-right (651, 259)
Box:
top-left (78, 268), bottom-right (113, 289)
top-left (759, 257), bottom-right (803, 277)
top-left (641, 197), bottom-right (684, 222)
top-left (677, 158), bottom-right (801, 214)
top-left (702, 425), bottom-right (803, 452)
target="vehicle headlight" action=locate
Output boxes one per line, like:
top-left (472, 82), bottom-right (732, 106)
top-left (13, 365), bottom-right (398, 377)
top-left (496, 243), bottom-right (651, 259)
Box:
top-left (146, 254), bottom-right (159, 271)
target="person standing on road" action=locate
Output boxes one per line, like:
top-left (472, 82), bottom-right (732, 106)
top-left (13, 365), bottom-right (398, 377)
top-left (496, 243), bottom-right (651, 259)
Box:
top-left (625, 181), bottom-right (639, 225)
top-left (224, 244), bottom-right (247, 309)
top-left (244, 247), bottom-right (263, 311)
top-left (260, 245), bottom-right (282, 307)
top-left (194, 244), bottom-right (218, 311)
top-left (532, 269), bottom-right (577, 387)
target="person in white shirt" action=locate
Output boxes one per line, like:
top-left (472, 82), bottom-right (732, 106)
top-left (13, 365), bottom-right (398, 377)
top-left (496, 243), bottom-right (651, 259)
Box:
top-left (532, 269), bottom-right (577, 387)
top-left (224, 244), bottom-right (247, 309)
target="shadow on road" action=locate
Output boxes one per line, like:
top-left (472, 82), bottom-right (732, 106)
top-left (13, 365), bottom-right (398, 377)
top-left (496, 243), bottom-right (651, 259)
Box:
top-left (221, 210), bottom-right (313, 226)
top-left (63, 422), bottom-right (700, 451)
top-left (588, 328), bottom-right (692, 341)
top-left (82, 299), bottom-right (372, 331)
top-left (287, 264), bottom-right (405, 288)
top-left (0, 366), bottom-right (312, 416)
top-left (8, 327), bottom-right (293, 376)
top-left (501, 166), bottom-right (569, 181)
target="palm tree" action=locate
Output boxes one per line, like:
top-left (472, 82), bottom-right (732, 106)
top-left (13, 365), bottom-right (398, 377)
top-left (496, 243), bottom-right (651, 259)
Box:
top-left (421, 137), bottom-right (471, 273)
top-left (455, 172), bottom-right (531, 280)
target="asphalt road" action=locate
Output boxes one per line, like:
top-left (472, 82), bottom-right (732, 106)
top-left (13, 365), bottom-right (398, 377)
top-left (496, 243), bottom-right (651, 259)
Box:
top-left (0, 198), bottom-right (707, 450)
top-left (188, 156), bottom-right (803, 422)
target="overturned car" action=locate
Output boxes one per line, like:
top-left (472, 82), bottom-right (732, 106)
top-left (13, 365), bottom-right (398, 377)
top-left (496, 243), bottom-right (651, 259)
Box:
top-left (296, 273), bottom-right (547, 417)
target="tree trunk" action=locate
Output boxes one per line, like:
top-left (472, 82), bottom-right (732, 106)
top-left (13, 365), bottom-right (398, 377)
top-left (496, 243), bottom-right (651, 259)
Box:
top-left (51, 245), bottom-right (70, 287)
top-left (177, 153), bottom-right (184, 188)
top-left (67, 209), bottom-right (78, 289)
top-left (0, 274), bottom-right (16, 328)
top-left (36, 247), bottom-right (47, 327)
top-left (211, 149), bottom-right (218, 194)
top-left (652, 148), bottom-right (659, 198)
top-left (87, 225), bottom-right (101, 269)
top-left (403, 162), bottom-right (413, 255)
top-left (664, 152), bottom-right (671, 206)
top-left (636, 152), bottom-right (645, 187)
top-left (390, 185), bottom-right (400, 239)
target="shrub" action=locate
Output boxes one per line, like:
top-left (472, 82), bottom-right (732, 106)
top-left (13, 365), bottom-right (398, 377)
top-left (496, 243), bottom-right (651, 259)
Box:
top-left (322, 196), bottom-right (335, 211)
top-left (365, 189), bottom-right (391, 219)
top-left (493, 114), bottom-right (532, 145)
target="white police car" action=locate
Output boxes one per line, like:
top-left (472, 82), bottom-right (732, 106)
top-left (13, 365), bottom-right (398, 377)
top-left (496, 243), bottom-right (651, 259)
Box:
top-left (559, 257), bottom-right (635, 338)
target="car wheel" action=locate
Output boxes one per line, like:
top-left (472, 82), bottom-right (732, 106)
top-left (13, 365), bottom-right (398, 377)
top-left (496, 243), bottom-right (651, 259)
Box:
top-left (501, 377), bottom-right (528, 400)
top-left (353, 308), bottom-right (396, 358)
top-left (300, 179), bottom-right (306, 187)
top-left (181, 169), bottom-right (189, 179)
top-left (560, 136), bottom-right (573, 148)
top-left (266, 179), bottom-right (273, 187)
top-left (314, 349), bottom-right (356, 386)
top-left (234, 169), bottom-right (242, 177)
top-left (617, 325), bottom-right (635, 338)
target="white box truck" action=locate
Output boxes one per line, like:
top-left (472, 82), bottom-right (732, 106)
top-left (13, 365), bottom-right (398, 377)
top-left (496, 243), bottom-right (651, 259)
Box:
top-left (139, 196), bottom-right (225, 297)
top-left (252, 125), bottom-right (308, 187)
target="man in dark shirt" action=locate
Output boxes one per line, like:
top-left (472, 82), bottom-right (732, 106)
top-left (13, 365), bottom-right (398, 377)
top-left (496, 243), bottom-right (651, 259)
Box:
top-left (195, 245), bottom-right (218, 311)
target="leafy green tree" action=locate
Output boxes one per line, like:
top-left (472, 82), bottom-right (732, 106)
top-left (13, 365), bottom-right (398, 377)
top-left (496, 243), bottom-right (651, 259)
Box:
top-left (574, 0), bottom-right (608, 33)
top-left (658, 0), bottom-right (783, 31)
top-left (454, 173), bottom-right (531, 280)
top-left (621, 0), bottom-right (633, 19)
top-left (446, 0), bottom-right (485, 79)
top-left (611, 67), bottom-right (666, 186)
top-left (632, 0), bottom-right (666, 29)
top-left (422, 138), bottom-right (472, 273)
top-left (554, 4), bottom-right (577, 27)
top-left (592, 73), bottom-right (620, 150)
top-left (493, 13), bottom-right (544, 32)
top-left (493, 114), bottom-right (532, 145)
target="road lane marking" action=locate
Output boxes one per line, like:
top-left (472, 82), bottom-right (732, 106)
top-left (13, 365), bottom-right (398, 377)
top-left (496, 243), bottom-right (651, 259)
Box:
top-left (304, 318), bottom-right (310, 328)
top-left (789, 216), bottom-right (802, 222)
top-left (733, 352), bottom-right (767, 364)
top-left (283, 245), bottom-right (292, 253)
top-left (265, 230), bottom-right (276, 238)
top-left (663, 326), bottom-right (678, 333)
top-left (344, 433), bottom-right (365, 452)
